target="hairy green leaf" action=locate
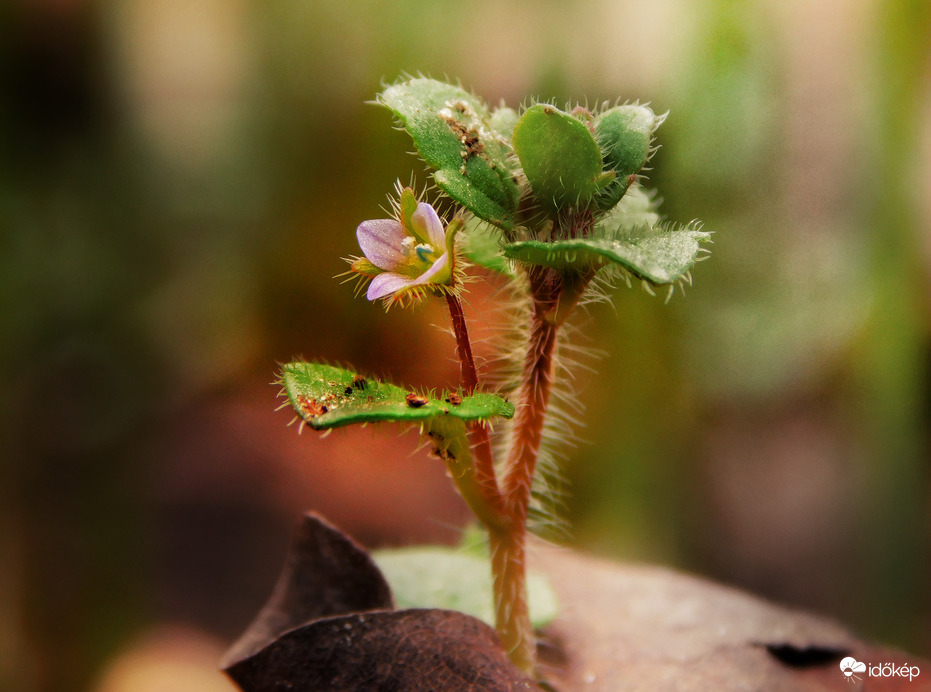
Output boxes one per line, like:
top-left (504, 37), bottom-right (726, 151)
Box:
top-left (280, 362), bottom-right (514, 430)
top-left (504, 225), bottom-right (708, 285)
top-left (503, 189), bottom-right (709, 285)
top-left (512, 104), bottom-right (612, 212)
top-left (593, 104), bottom-right (659, 210)
top-left (378, 79), bottom-right (519, 229)
top-left (458, 218), bottom-right (513, 276)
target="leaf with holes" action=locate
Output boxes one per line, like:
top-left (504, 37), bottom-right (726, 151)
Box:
top-left (378, 78), bottom-right (520, 229)
top-left (279, 362), bottom-right (514, 430)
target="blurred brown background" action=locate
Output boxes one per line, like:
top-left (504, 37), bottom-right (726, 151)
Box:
top-left (1, 1), bottom-right (929, 690)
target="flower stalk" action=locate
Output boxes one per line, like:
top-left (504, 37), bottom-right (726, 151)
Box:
top-left (444, 291), bottom-right (506, 526)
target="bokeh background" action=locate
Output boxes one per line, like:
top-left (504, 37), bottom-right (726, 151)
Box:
top-left (1, 0), bottom-right (929, 690)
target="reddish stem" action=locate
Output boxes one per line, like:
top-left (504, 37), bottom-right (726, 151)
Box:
top-left (492, 266), bottom-right (563, 675)
top-left (447, 267), bottom-right (571, 678)
top-left (445, 292), bottom-right (479, 393)
top-left (444, 292), bottom-right (504, 520)
top-left (489, 523), bottom-right (533, 673)
top-left (502, 268), bottom-right (561, 507)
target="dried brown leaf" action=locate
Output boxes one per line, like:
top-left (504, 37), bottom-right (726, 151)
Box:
top-left (531, 544), bottom-right (930, 691)
top-left (221, 512), bottom-right (393, 669)
top-left (222, 513), bottom-right (538, 691)
top-left (228, 609), bottom-right (538, 691)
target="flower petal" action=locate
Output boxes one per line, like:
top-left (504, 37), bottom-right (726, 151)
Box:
top-left (367, 272), bottom-right (414, 300)
top-left (409, 252), bottom-right (451, 287)
top-left (411, 203), bottom-right (446, 248)
top-left (357, 219), bottom-right (407, 270)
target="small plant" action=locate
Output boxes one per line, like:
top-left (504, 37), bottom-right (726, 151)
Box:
top-left (278, 77), bottom-right (709, 677)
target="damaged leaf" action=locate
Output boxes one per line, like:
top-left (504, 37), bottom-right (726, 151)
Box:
top-left (279, 361), bottom-right (514, 430)
top-left (378, 78), bottom-right (520, 229)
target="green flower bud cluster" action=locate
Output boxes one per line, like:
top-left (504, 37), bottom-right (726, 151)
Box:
top-left (378, 77), bottom-right (707, 290)
top-left (513, 102), bottom-right (658, 215)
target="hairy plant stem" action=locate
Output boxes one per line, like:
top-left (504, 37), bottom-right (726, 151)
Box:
top-left (493, 265), bottom-right (563, 675)
top-left (445, 292), bottom-right (480, 394)
top-left (444, 292), bottom-right (505, 525)
top-left (447, 266), bottom-right (580, 677)
top-left (502, 270), bottom-right (561, 503)
top-left (488, 521), bottom-right (533, 673)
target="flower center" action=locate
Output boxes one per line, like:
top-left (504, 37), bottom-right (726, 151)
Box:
top-left (400, 236), bottom-right (440, 272)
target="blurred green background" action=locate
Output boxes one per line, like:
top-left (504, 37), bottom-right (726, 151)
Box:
top-left (1, 0), bottom-right (929, 690)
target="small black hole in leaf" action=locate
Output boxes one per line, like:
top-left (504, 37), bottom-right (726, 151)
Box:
top-left (763, 643), bottom-right (848, 669)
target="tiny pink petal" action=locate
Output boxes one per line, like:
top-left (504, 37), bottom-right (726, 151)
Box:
top-left (411, 203), bottom-right (446, 247)
top-left (365, 252), bottom-right (450, 301)
top-left (357, 219), bottom-right (406, 270)
top-left (367, 272), bottom-right (414, 300)
top-left (410, 252), bottom-right (450, 286)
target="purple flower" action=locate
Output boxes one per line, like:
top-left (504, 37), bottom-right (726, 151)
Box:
top-left (352, 189), bottom-right (455, 302)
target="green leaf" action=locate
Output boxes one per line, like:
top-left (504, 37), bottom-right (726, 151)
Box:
top-left (505, 225), bottom-right (709, 285)
top-left (593, 104), bottom-right (658, 210)
top-left (502, 188), bottom-right (709, 285)
top-left (280, 362), bottom-right (514, 430)
top-left (512, 104), bottom-right (611, 212)
top-left (489, 106), bottom-right (519, 139)
top-left (373, 546), bottom-right (558, 629)
top-left (458, 218), bottom-right (513, 277)
top-left (378, 79), bottom-right (519, 229)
